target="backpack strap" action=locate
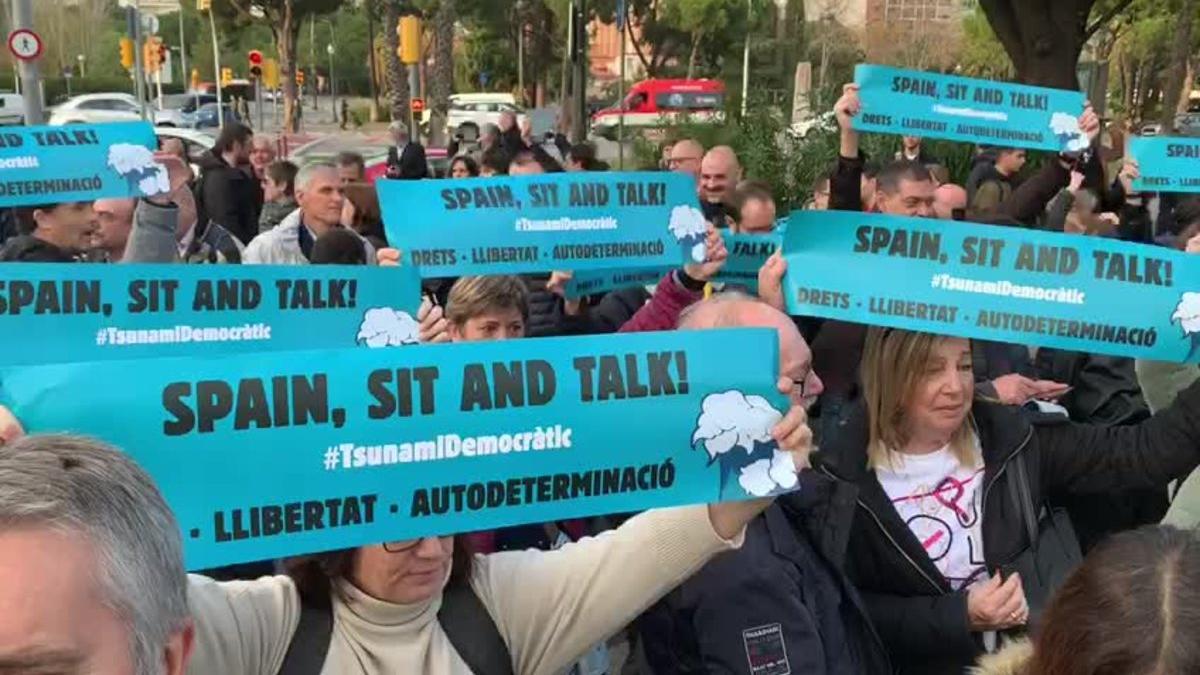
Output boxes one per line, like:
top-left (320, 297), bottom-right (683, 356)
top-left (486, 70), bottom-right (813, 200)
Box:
top-left (438, 580), bottom-right (515, 675)
top-left (278, 583), bottom-right (513, 675)
top-left (277, 602), bottom-right (333, 675)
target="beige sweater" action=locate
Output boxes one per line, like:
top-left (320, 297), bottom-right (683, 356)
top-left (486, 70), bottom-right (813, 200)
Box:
top-left (186, 505), bottom-right (739, 675)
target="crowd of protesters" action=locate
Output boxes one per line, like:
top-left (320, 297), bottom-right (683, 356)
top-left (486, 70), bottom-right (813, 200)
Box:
top-left (0, 76), bottom-right (1199, 675)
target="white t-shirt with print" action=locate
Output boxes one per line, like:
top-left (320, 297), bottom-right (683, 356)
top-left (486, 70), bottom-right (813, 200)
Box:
top-left (876, 440), bottom-right (988, 591)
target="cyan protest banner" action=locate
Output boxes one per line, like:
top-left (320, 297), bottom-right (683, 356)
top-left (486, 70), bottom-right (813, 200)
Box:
top-left (0, 329), bottom-right (792, 569)
top-left (0, 122), bottom-right (167, 207)
top-left (1129, 137), bottom-right (1200, 193)
top-left (714, 231), bottom-right (781, 293)
top-left (0, 263), bottom-right (422, 366)
top-left (564, 266), bottom-right (668, 299)
top-left (377, 172), bottom-right (710, 276)
top-left (853, 64), bottom-right (1088, 153)
top-left (560, 232), bottom-right (781, 299)
top-left (782, 210), bottom-right (1200, 363)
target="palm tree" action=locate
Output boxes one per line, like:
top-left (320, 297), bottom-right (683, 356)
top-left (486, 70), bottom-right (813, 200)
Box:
top-left (383, 0), bottom-right (411, 124)
top-left (428, 0), bottom-right (456, 146)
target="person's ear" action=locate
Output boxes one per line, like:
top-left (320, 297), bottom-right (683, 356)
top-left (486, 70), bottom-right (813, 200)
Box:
top-left (163, 620), bottom-right (195, 675)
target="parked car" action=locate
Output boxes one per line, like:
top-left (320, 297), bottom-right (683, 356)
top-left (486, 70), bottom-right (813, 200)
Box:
top-left (1138, 112), bottom-right (1200, 138)
top-left (47, 93), bottom-right (142, 125)
top-left (192, 102), bottom-right (241, 129)
top-left (0, 93), bottom-right (23, 125)
top-left (154, 126), bottom-right (216, 177)
top-left (446, 93), bottom-right (526, 137)
top-left (153, 93), bottom-right (217, 127)
top-left (289, 132), bottom-right (450, 181)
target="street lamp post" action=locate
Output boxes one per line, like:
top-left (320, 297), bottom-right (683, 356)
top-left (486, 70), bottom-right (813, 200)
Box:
top-left (327, 43), bottom-right (335, 119)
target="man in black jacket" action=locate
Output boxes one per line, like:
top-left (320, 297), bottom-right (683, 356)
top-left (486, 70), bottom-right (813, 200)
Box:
top-left (384, 122), bottom-right (429, 180)
top-left (196, 122), bottom-right (257, 245)
top-left (638, 293), bottom-right (890, 675)
top-left (0, 202), bottom-right (95, 262)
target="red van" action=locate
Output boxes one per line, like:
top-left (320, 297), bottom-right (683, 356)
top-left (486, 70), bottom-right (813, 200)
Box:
top-left (591, 79), bottom-right (725, 136)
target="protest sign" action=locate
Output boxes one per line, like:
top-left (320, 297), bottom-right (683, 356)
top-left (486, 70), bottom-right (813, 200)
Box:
top-left (378, 172), bottom-right (709, 276)
top-left (564, 266), bottom-right (668, 299)
top-left (0, 122), bottom-right (167, 207)
top-left (0, 263), bottom-right (422, 366)
top-left (0, 329), bottom-right (791, 569)
top-left (560, 232), bottom-right (781, 299)
top-left (782, 210), bottom-right (1200, 363)
top-left (714, 231), bottom-right (781, 293)
top-left (853, 64), bottom-right (1087, 153)
top-left (1129, 136), bottom-right (1200, 193)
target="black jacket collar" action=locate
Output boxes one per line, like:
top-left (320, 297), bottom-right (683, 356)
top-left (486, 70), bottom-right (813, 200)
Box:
top-left (815, 397), bottom-right (1045, 482)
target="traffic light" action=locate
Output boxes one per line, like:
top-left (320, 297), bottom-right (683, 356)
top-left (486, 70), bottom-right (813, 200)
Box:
top-left (296, 68), bottom-right (305, 87)
top-left (143, 37), bottom-right (162, 73)
top-left (248, 49), bottom-right (263, 78)
top-left (398, 15), bottom-right (420, 65)
top-left (191, 68), bottom-right (201, 91)
top-left (220, 67), bottom-right (233, 86)
top-left (262, 58), bottom-right (279, 90)
top-left (197, 0), bottom-right (210, 10)
top-left (119, 37), bottom-right (134, 70)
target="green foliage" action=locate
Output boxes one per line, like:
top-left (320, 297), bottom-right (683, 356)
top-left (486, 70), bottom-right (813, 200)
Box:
top-left (958, 6), bottom-right (1015, 80)
top-left (631, 94), bottom-right (980, 213)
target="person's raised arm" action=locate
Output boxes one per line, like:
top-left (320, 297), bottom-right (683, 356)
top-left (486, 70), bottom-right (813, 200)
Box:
top-left (619, 225), bottom-right (726, 333)
top-left (829, 84), bottom-right (865, 212)
top-left (472, 395), bottom-right (813, 675)
top-left (999, 105), bottom-right (1100, 225)
top-left (836, 83), bottom-right (861, 160)
top-left (1037, 378), bottom-right (1200, 495)
top-left (122, 153), bottom-right (193, 263)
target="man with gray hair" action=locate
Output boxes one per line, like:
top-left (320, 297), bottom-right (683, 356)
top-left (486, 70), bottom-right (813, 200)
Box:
top-left (244, 162), bottom-right (376, 264)
top-left (385, 121), bottom-right (429, 180)
top-left (0, 434), bottom-right (194, 674)
top-left (638, 289), bottom-right (893, 674)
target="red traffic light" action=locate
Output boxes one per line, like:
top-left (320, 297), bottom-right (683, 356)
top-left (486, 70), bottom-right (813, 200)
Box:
top-left (248, 49), bottom-right (264, 66)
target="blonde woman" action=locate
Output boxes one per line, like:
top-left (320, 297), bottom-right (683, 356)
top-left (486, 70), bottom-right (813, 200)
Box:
top-left (814, 327), bottom-right (1200, 674)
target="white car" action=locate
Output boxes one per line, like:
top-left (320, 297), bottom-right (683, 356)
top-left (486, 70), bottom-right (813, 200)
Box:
top-left (0, 93), bottom-right (23, 125)
top-left (154, 126), bottom-right (216, 177)
top-left (48, 93), bottom-right (143, 125)
top-left (446, 93), bottom-right (526, 137)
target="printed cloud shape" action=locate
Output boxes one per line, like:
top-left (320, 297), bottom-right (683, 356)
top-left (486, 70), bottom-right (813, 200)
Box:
top-left (1172, 292), bottom-right (1200, 361)
top-left (668, 204), bottom-right (708, 263)
top-left (691, 390), bottom-right (783, 460)
top-left (356, 307), bottom-right (420, 347)
top-left (1172, 292), bottom-right (1200, 334)
top-left (1049, 112), bottom-right (1088, 153)
top-left (107, 143), bottom-right (169, 196)
top-left (737, 449), bottom-right (800, 497)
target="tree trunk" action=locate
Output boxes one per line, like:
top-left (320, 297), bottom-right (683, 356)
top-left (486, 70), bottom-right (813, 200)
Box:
top-left (279, 4), bottom-right (300, 133)
top-left (1183, 57), bottom-right (1199, 114)
top-left (428, 0), bottom-right (455, 147)
top-left (978, 0), bottom-right (1092, 88)
top-left (686, 29), bottom-right (701, 79)
top-left (1160, 0), bottom-right (1195, 130)
top-left (383, 0), bottom-right (410, 124)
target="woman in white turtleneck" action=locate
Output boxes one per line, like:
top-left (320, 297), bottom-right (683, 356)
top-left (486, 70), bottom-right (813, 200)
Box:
top-left (185, 404), bottom-right (814, 675)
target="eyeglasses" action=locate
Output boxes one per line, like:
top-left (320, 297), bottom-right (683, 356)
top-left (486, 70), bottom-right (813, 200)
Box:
top-left (382, 540), bottom-right (420, 553)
